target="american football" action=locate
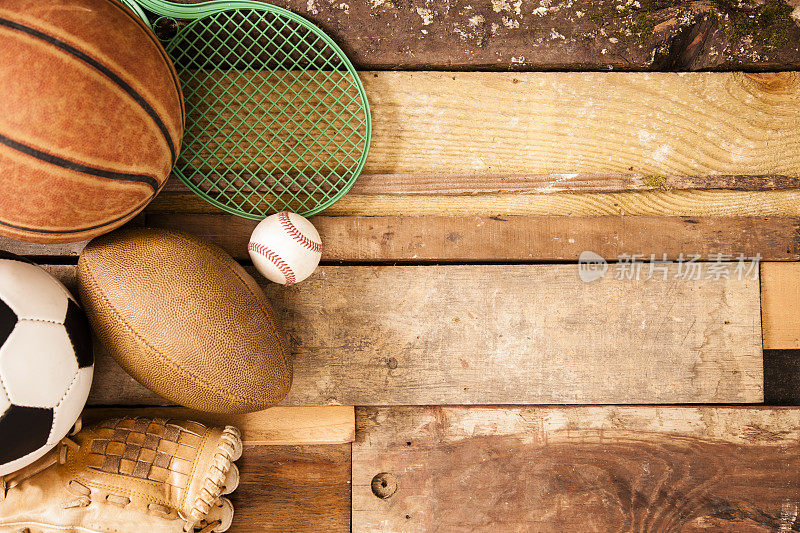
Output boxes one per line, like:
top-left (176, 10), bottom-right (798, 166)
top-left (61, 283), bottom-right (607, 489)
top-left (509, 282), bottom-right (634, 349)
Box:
top-left (77, 228), bottom-right (292, 414)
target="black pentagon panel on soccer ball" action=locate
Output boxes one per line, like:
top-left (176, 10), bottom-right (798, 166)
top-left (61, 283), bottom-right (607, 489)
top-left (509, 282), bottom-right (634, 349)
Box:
top-left (0, 298), bottom-right (17, 348)
top-left (0, 405), bottom-right (53, 464)
top-left (64, 298), bottom-right (93, 368)
top-left (0, 250), bottom-right (34, 265)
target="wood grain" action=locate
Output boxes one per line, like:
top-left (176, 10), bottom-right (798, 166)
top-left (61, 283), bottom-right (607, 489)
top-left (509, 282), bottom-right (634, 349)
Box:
top-left (45, 264), bottom-right (762, 406)
top-left (160, 171), bottom-right (800, 195)
top-left (174, 0), bottom-right (800, 71)
top-left (82, 406), bottom-right (355, 445)
top-left (163, 71), bottom-right (800, 178)
top-left (148, 72), bottom-right (800, 217)
top-left (353, 406), bottom-right (800, 532)
top-left (147, 213), bottom-right (800, 262)
top-left (230, 444), bottom-right (350, 532)
top-left (148, 189), bottom-right (800, 216)
top-left (762, 262), bottom-right (800, 349)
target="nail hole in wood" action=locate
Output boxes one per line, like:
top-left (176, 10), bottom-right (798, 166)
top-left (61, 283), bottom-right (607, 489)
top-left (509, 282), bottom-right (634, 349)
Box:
top-left (371, 472), bottom-right (397, 499)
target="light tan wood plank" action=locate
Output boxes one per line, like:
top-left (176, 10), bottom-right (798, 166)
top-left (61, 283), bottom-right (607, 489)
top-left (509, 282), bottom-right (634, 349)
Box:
top-left (161, 172), bottom-right (800, 195)
top-left (762, 262), bottom-right (800, 350)
top-left (46, 264), bottom-right (763, 406)
top-left (148, 189), bottom-right (800, 216)
top-left (353, 406), bottom-right (800, 532)
top-left (147, 214), bottom-right (800, 262)
top-left (147, 71), bottom-right (800, 217)
top-left (164, 71), bottom-right (800, 179)
top-left (231, 444), bottom-right (350, 532)
top-left (82, 406), bottom-right (354, 445)
top-left (360, 71), bottom-right (800, 178)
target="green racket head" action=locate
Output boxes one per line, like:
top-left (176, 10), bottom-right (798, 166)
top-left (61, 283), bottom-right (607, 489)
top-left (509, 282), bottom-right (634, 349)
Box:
top-left (123, 0), bottom-right (371, 219)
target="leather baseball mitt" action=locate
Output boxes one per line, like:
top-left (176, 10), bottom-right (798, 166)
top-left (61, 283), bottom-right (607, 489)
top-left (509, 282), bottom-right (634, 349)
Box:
top-left (0, 417), bottom-right (242, 533)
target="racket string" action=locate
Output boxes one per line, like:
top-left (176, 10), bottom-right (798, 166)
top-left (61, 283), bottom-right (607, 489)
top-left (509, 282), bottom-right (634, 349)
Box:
top-left (165, 8), bottom-right (368, 216)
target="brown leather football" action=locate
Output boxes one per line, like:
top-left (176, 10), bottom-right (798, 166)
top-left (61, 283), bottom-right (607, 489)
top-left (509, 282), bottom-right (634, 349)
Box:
top-left (76, 228), bottom-right (292, 413)
top-left (0, 0), bottom-right (183, 243)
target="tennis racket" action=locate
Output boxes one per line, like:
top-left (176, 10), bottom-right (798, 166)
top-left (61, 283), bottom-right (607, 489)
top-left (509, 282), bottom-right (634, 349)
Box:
top-left (120, 0), bottom-right (371, 219)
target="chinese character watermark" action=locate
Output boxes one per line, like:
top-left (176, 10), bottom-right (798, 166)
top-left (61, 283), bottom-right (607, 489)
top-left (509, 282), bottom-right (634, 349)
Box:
top-left (578, 252), bottom-right (761, 282)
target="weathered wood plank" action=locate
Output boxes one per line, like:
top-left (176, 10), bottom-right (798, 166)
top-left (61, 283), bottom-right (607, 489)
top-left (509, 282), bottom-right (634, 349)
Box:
top-left (174, 0), bottom-right (800, 71)
top-left (82, 406), bottom-right (355, 445)
top-left (148, 188), bottom-right (800, 216)
top-left (230, 444), bottom-right (350, 532)
top-left (762, 262), bottom-right (800, 349)
top-left (353, 406), bottom-right (800, 532)
top-left (147, 213), bottom-right (800, 262)
top-left (6, 213), bottom-right (795, 262)
top-left (160, 171), bottom-right (800, 195)
top-left (152, 72), bottom-right (800, 186)
top-left (46, 264), bottom-right (762, 406)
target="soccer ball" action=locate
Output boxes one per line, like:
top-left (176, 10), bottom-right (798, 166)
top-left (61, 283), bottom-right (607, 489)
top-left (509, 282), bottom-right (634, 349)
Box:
top-left (0, 252), bottom-right (93, 476)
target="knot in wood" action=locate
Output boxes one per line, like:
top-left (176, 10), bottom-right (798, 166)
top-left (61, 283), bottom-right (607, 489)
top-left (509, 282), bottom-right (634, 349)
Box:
top-left (371, 472), bottom-right (398, 499)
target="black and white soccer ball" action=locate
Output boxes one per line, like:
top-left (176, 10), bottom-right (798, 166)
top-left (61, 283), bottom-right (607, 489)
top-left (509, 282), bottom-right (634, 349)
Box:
top-left (0, 252), bottom-right (93, 476)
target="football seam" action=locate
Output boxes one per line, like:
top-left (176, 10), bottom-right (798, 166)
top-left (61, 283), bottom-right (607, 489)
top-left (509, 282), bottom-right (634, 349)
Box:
top-left (78, 259), bottom-right (285, 407)
top-left (278, 211), bottom-right (323, 254)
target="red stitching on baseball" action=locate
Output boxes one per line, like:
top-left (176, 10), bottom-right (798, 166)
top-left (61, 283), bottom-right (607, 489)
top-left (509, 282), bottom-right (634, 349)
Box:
top-left (248, 242), bottom-right (296, 285)
top-left (278, 211), bottom-right (323, 254)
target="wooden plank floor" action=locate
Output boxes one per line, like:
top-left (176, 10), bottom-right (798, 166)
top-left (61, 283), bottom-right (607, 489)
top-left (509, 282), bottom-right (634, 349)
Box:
top-left (48, 264), bottom-right (763, 406)
top-left (3, 1), bottom-right (800, 531)
top-left (353, 407), bottom-right (800, 531)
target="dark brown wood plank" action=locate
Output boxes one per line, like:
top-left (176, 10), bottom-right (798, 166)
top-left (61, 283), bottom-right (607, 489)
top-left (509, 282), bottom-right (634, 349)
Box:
top-left (172, 0), bottom-right (800, 70)
top-left (147, 213), bottom-right (800, 262)
top-left (765, 349), bottom-right (800, 405)
top-left (353, 406), bottom-right (800, 532)
top-left (230, 444), bottom-right (350, 532)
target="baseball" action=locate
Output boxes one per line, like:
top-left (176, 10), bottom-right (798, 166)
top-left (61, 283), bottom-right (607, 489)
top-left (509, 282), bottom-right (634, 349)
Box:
top-left (248, 211), bottom-right (323, 285)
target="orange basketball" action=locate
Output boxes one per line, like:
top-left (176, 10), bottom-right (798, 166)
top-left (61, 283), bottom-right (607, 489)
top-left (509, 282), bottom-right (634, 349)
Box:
top-left (0, 0), bottom-right (183, 243)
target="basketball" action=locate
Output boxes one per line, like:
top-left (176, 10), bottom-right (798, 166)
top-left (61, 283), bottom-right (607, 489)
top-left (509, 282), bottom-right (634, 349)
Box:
top-left (0, 0), bottom-right (184, 244)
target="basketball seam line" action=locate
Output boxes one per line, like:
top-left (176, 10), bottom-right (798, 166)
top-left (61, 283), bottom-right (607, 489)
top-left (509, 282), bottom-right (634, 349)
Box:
top-left (107, 0), bottom-right (185, 125)
top-left (0, 189), bottom-right (155, 235)
top-left (0, 15), bottom-right (177, 165)
top-left (248, 242), bottom-right (297, 285)
top-left (278, 211), bottom-right (323, 254)
top-left (0, 133), bottom-right (159, 191)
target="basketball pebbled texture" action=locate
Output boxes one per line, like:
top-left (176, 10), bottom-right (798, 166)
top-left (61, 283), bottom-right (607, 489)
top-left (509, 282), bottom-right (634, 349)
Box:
top-left (0, 0), bottom-right (184, 243)
top-left (77, 228), bottom-right (292, 413)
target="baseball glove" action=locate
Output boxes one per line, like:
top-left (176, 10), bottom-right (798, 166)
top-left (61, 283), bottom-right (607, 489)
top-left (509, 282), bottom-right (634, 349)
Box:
top-left (0, 417), bottom-right (242, 533)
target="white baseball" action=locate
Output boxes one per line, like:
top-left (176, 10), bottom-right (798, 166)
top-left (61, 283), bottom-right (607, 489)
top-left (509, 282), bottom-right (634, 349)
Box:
top-left (248, 211), bottom-right (323, 285)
